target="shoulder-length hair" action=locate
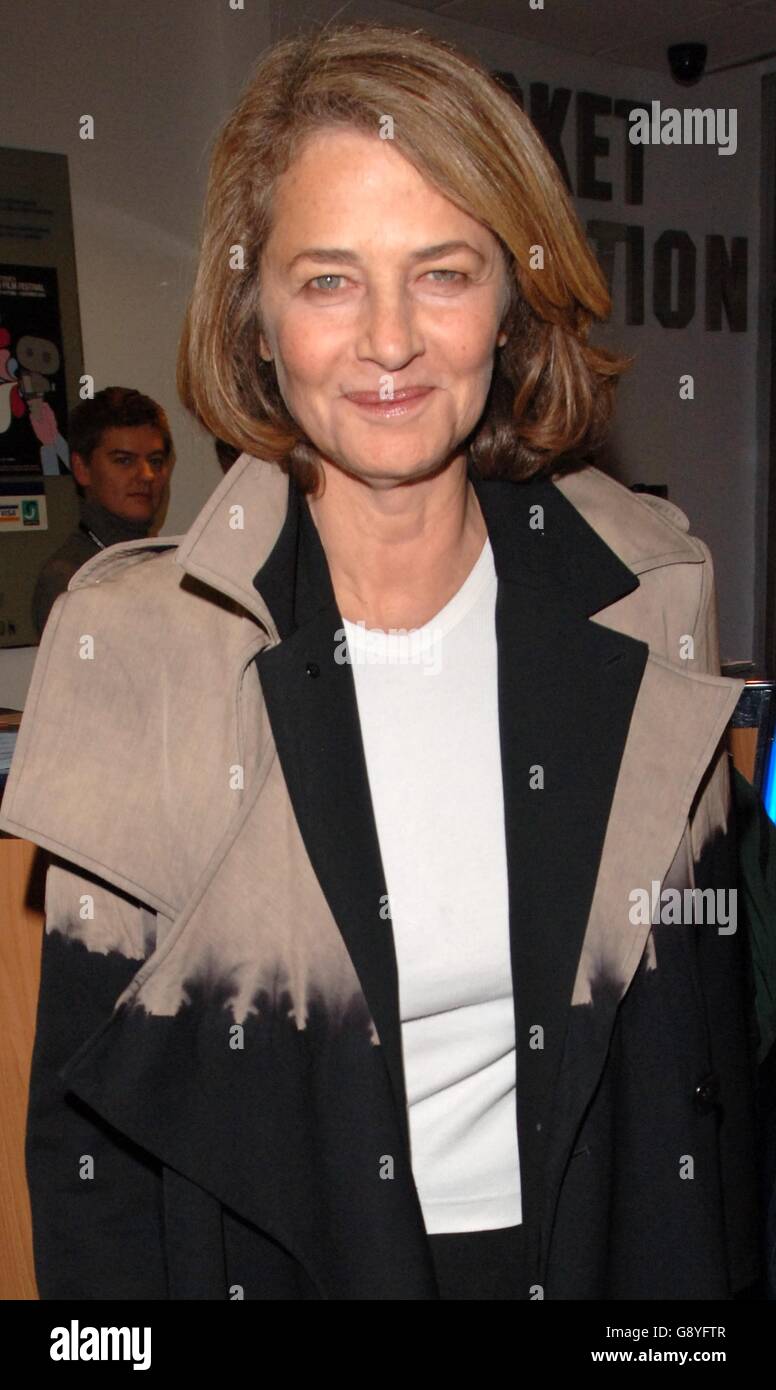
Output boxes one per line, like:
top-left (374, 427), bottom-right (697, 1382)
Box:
top-left (177, 21), bottom-right (633, 494)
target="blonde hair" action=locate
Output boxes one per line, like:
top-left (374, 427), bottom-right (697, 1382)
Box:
top-left (177, 21), bottom-right (632, 493)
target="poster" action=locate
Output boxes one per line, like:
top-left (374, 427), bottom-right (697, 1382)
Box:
top-left (0, 148), bottom-right (83, 640)
top-left (0, 263), bottom-right (70, 530)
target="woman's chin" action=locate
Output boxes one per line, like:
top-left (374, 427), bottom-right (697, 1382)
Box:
top-left (317, 445), bottom-right (462, 486)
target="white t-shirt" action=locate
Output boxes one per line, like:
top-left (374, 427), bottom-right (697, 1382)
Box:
top-left (341, 536), bottom-right (522, 1234)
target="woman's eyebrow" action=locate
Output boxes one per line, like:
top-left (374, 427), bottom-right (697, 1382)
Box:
top-left (286, 240), bottom-right (485, 269)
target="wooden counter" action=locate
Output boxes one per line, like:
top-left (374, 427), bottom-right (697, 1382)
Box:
top-left (0, 831), bottom-right (45, 1299)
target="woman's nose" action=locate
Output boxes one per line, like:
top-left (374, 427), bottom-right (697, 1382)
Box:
top-left (356, 288), bottom-right (422, 370)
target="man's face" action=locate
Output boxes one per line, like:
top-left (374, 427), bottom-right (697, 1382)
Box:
top-left (257, 126), bottom-right (510, 487)
top-left (71, 425), bottom-right (172, 524)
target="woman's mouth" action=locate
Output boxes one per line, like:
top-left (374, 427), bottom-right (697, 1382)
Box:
top-left (343, 386), bottom-right (434, 418)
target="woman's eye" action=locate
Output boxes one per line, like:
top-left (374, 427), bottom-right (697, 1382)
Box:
top-left (308, 274), bottom-right (346, 293)
top-left (305, 271), bottom-right (467, 296)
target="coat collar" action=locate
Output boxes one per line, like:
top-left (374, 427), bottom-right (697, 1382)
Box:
top-left (76, 450), bottom-right (703, 631)
top-left (168, 451), bottom-right (692, 636)
top-left (247, 454), bottom-right (645, 640)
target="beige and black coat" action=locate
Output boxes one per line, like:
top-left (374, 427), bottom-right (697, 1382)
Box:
top-left (0, 453), bottom-right (761, 1298)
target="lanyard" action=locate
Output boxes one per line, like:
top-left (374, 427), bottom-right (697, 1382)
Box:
top-left (79, 522), bottom-right (106, 550)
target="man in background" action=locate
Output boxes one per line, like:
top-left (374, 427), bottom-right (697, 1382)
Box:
top-left (32, 387), bottom-right (175, 636)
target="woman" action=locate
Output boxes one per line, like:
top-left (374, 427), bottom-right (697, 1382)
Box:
top-left (2, 22), bottom-right (760, 1300)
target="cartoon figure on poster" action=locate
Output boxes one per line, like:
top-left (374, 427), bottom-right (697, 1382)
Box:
top-left (0, 326), bottom-right (70, 475)
top-left (0, 265), bottom-right (71, 478)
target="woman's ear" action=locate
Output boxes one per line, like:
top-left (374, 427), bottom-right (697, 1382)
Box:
top-left (258, 332), bottom-right (273, 363)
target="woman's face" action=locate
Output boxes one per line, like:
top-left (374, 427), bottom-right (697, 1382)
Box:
top-left (257, 126), bottom-right (510, 486)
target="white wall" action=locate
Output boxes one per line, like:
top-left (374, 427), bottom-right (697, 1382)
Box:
top-left (0, 0), bottom-right (770, 708)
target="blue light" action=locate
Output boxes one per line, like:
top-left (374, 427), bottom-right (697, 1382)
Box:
top-left (763, 736), bottom-right (776, 824)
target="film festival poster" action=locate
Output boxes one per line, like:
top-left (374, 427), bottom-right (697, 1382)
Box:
top-left (0, 264), bottom-right (70, 533)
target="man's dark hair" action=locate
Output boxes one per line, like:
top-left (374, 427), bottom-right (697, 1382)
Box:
top-left (68, 387), bottom-right (174, 463)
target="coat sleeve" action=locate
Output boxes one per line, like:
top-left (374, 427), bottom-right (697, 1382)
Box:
top-left (686, 537), bottom-right (762, 1294)
top-left (26, 855), bottom-right (172, 1299)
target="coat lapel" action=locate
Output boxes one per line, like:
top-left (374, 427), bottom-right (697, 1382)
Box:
top-left (251, 481), bottom-right (413, 1158)
top-left (468, 469), bottom-right (649, 1271)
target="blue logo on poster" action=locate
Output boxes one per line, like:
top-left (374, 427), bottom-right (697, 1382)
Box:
top-left (22, 499), bottom-right (40, 526)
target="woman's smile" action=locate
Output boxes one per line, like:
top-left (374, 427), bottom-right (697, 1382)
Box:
top-left (342, 386), bottom-right (436, 419)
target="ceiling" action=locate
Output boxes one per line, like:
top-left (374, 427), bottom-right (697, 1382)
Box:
top-left (400, 0), bottom-right (776, 74)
